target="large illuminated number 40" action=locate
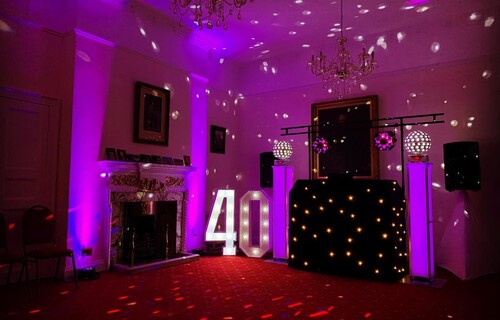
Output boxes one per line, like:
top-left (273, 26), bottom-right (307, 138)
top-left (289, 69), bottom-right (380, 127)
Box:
top-left (205, 190), bottom-right (236, 255)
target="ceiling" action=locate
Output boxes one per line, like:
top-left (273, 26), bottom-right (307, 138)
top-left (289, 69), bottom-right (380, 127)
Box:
top-left (138, 0), bottom-right (498, 63)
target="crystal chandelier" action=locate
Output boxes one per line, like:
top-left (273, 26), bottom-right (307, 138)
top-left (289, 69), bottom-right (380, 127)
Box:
top-left (307, 0), bottom-right (378, 99)
top-left (169, 0), bottom-right (255, 30)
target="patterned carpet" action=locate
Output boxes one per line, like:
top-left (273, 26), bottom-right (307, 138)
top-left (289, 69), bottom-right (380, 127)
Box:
top-left (0, 256), bottom-right (498, 319)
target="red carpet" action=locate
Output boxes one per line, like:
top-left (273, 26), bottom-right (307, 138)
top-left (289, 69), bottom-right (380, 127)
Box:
top-left (0, 256), bottom-right (498, 319)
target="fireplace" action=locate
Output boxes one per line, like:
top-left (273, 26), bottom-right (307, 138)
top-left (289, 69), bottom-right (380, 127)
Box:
top-left (99, 161), bottom-right (198, 273)
top-left (121, 201), bottom-right (177, 266)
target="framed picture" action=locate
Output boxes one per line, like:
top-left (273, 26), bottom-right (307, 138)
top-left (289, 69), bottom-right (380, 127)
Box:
top-left (105, 148), bottom-right (117, 160)
top-left (134, 81), bottom-right (170, 145)
top-left (173, 158), bottom-right (184, 166)
top-left (183, 155), bottom-right (191, 166)
top-left (311, 95), bottom-right (379, 180)
top-left (210, 125), bottom-right (226, 154)
top-left (161, 156), bottom-right (174, 165)
top-left (117, 149), bottom-right (128, 161)
top-left (151, 155), bottom-right (162, 163)
top-left (140, 154), bottom-right (152, 163)
top-left (127, 154), bottom-right (140, 162)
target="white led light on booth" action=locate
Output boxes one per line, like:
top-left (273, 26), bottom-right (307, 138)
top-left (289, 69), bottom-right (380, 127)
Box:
top-left (239, 190), bottom-right (271, 258)
top-left (206, 190), bottom-right (236, 255)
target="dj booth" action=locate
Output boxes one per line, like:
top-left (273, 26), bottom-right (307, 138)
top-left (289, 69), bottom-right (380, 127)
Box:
top-left (288, 178), bottom-right (408, 282)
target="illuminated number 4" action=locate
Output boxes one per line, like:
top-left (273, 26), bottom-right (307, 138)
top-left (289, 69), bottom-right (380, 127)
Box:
top-left (205, 190), bottom-right (237, 255)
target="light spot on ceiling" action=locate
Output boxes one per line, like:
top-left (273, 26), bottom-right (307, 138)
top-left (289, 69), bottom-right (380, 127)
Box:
top-left (484, 16), bottom-right (495, 27)
top-left (469, 12), bottom-right (481, 21)
top-left (397, 31), bottom-right (406, 42)
top-left (482, 70), bottom-right (492, 79)
top-left (377, 36), bottom-right (387, 49)
top-left (431, 41), bottom-right (440, 53)
top-left (416, 6), bottom-right (430, 13)
top-left (151, 41), bottom-right (159, 52)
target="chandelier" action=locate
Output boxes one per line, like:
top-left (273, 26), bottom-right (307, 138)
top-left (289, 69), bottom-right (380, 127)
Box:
top-left (307, 0), bottom-right (377, 99)
top-left (169, 0), bottom-right (255, 30)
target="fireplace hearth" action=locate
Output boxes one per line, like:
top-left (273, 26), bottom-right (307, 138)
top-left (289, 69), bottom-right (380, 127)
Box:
top-left (121, 201), bottom-right (178, 266)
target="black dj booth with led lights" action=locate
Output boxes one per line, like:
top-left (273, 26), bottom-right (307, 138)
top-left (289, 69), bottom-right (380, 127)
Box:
top-left (288, 178), bottom-right (409, 282)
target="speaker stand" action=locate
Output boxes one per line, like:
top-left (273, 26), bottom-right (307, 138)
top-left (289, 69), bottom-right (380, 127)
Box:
top-left (407, 162), bottom-right (435, 282)
top-left (272, 164), bottom-right (293, 260)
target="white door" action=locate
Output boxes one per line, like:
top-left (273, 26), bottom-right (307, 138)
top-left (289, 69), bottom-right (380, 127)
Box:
top-left (0, 88), bottom-right (60, 253)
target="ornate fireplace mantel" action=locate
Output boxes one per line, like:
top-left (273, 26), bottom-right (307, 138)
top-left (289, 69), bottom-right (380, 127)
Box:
top-left (98, 161), bottom-right (196, 271)
top-left (99, 160), bottom-right (195, 192)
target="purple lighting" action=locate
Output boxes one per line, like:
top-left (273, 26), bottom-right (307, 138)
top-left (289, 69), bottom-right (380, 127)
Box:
top-left (186, 73), bottom-right (209, 252)
top-left (67, 33), bottom-right (115, 268)
top-left (407, 162), bottom-right (434, 281)
top-left (272, 165), bottom-right (294, 260)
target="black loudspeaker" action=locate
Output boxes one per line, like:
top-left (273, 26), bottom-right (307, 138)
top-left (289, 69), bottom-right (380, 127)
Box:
top-left (260, 152), bottom-right (276, 188)
top-left (443, 141), bottom-right (480, 191)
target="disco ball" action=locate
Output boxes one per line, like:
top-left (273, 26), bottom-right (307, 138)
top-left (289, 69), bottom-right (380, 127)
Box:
top-left (404, 130), bottom-right (431, 154)
top-left (273, 141), bottom-right (293, 160)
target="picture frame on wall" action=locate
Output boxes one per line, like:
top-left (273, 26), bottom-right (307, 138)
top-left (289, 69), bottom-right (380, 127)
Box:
top-left (140, 154), bottom-right (152, 163)
top-left (127, 154), bottom-right (140, 162)
top-left (173, 158), bottom-right (184, 166)
top-left (151, 155), bottom-right (162, 163)
top-left (311, 95), bottom-right (379, 180)
top-left (117, 149), bottom-right (128, 161)
top-left (105, 148), bottom-right (117, 160)
top-left (134, 81), bottom-right (170, 145)
top-left (210, 125), bottom-right (226, 154)
top-left (161, 156), bottom-right (174, 165)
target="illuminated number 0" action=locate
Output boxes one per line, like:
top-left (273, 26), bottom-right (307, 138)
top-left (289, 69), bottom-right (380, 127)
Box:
top-left (205, 190), bottom-right (236, 255)
top-left (239, 191), bottom-right (270, 258)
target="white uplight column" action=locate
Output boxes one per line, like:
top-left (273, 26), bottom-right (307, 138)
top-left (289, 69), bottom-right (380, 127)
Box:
top-left (272, 165), bottom-right (294, 260)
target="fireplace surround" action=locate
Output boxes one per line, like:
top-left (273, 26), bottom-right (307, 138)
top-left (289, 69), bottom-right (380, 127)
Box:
top-left (99, 161), bottom-right (197, 272)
